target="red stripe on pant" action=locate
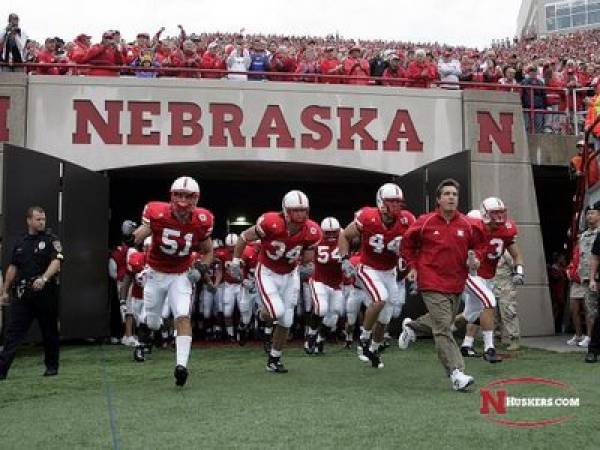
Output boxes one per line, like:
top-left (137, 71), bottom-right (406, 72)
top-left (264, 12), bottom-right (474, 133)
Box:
top-left (256, 264), bottom-right (277, 319)
top-left (357, 264), bottom-right (382, 303)
top-left (466, 277), bottom-right (492, 308)
top-left (309, 279), bottom-right (320, 315)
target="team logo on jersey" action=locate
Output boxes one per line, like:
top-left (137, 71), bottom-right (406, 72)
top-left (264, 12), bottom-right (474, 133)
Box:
top-left (433, 230), bottom-right (440, 236)
top-left (457, 229), bottom-right (465, 237)
top-left (198, 213), bottom-right (207, 221)
top-left (38, 241), bottom-right (46, 250)
top-left (310, 227), bottom-right (317, 234)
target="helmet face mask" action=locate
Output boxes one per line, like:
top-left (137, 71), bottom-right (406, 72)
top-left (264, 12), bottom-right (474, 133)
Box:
top-left (376, 183), bottom-right (404, 218)
top-left (282, 190), bottom-right (310, 224)
top-left (320, 217), bottom-right (340, 241)
top-left (170, 176), bottom-right (200, 215)
top-left (480, 197), bottom-right (507, 225)
top-left (225, 233), bottom-right (238, 247)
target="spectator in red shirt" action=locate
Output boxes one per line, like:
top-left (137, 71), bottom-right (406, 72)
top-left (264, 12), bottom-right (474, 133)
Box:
top-left (406, 49), bottom-right (436, 88)
top-left (382, 53), bottom-right (405, 86)
top-left (167, 39), bottom-right (202, 78)
top-left (295, 47), bottom-right (320, 82)
top-left (270, 46), bottom-right (296, 81)
top-left (67, 33), bottom-right (91, 74)
top-left (201, 41), bottom-right (226, 78)
top-left (343, 46), bottom-right (370, 85)
top-left (80, 31), bottom-right (124, 77)
top-left (34, 37), bottom-right (67, 75)
top-left (319, 46), bottom-right (342, 84)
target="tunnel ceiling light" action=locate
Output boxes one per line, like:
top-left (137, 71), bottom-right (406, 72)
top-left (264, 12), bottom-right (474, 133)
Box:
top-left (230, 216), bottom-right (252, 225)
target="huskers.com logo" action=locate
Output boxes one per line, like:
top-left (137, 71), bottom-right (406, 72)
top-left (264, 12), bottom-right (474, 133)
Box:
top-left (480, 377), bottom-right (579, 428)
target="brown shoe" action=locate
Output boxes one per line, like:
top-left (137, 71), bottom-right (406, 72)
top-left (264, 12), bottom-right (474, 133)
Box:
top-left (506, 338), bottom-right (520, 351)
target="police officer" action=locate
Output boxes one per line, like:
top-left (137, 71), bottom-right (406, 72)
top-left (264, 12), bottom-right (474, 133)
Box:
top-left (0, 206), bottom-right (64, 379)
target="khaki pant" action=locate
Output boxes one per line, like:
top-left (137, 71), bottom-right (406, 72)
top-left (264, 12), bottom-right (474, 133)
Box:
top-left (584, 284), bottom-right (599, 320)
top-left (493, 277), bottom-right (520, 339)
top-left (409, 291), bottom-right (464, 376)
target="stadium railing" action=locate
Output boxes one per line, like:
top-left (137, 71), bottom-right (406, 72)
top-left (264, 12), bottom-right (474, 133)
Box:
top-left (0, 61), bottom-right (580, 136)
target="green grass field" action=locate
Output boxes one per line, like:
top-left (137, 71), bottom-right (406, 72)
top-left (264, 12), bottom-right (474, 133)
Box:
top-left (1, 340), bottom-right (599, 450)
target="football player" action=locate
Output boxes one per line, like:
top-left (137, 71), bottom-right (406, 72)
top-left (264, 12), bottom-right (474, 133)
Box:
top-left (344, 252), bottom-right (368, 349)
top-left (132, 176), bottom-right (214, 387)
top-left (238, 241), bottom-right (261, 345)
top-left (230, 190), bottom-right (321, 373)
top-left (339, 183), bottom-right (416, 369)
top-left (216, 233), bottom-right (243, 342)
top-left (459, 198), bottom-right (524, 362)
top-left (200, 240), bottom-right (223, 340)
top-left (305, 217), bottom-right (344, 355)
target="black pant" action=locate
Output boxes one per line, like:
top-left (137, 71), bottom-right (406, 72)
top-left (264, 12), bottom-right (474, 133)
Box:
top-left (0, 287), bottom-right (59, 375)
top-left (590, 316), bottom-right (600, 355)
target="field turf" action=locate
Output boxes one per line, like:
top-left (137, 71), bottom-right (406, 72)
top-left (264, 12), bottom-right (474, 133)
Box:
top-left (1, 340), bottom-right (598, 449)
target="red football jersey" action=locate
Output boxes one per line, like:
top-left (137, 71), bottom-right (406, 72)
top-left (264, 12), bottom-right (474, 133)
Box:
top-left (356, 207), bottom-right (416, 271)
top-left (256, 212), bottom-right (321, 274)
top-left (110, 244), bottom-right (129, 281)
top-left (469, 217), bottom-right (518, 279)
top-left (126, 249), bottom-right (146, 299)
top-left (312, 236), bottom-right (343, 288)
top-left (215, 246), bottom-right (241, 284)
top-left (242, 243), bottom-right (260, 279)
top-left (142, 201), bottom-right (214, 274)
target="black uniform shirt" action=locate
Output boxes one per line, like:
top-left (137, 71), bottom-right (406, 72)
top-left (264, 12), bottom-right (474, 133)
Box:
top-left (10, 231), bottom-right (64, 282)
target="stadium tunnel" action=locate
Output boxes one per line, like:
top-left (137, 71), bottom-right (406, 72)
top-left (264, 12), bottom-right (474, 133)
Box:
top-left (107, 152), bottom-right (470, 246)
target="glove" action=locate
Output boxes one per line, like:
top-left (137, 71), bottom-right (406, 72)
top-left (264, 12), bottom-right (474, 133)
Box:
top-left (121, 220), bottom-right (137, 236)
top-left (119, 299), bottom-right (128, 322)
top-left (187, 268), bottom-right (201, 284)
top-left (341, 258), bottom-right (356, 278)
top-left (512, 264), bottom-right (525, 285)
top-left (229, 258), bottom-right (243, 280)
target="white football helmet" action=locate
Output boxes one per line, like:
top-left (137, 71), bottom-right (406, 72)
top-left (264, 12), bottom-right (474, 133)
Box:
top-left (467, 209), bottom-right (482, 219)
top-left (320, 217), bottom-right (340, 240)
top-left (376, 183), bottom-right (404, 217)
top-left (212, 238), bottom-right (223, 249)
top-left (170, 176), bottom-right (200, 214)
top-left (480, 197), bottom-right (507, 225)
top-left (282, 190), bottom-right (309, 224)
top-left (225, 233), bottom-right (238, 247)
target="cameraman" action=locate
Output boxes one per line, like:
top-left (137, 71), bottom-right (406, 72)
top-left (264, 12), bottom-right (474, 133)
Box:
top-left (0, 13), bottom-right (28, 70)
top-left (0, 206), bottom-right (64, 380)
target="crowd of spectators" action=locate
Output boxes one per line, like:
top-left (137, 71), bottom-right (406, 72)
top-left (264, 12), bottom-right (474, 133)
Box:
top-left (5, 13), bottom-right (600, 132)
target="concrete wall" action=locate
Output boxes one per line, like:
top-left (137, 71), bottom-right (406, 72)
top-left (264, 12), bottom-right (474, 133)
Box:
top-left (463, 90), bottom-right (554, 336)
top-left (528, 134), bottom-right (579, 166)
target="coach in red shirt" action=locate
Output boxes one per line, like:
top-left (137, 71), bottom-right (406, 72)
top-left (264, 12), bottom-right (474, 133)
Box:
top-left (400, 178), bottom-right (480, 391)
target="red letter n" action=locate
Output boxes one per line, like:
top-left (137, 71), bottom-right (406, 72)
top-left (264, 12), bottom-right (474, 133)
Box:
top-left (480, 389), bottom-right (507, 415)
top-left (477, 112), bottom-right (514, 154)
top-left (72, 100), bottom-right (123, 144)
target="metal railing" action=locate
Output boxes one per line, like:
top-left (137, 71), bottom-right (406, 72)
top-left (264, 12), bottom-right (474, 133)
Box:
top-left (0, 61), bottom-right (588, 136)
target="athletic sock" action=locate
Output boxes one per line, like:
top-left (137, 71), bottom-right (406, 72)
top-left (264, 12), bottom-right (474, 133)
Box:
top-left (175, 336), bottom-right (192, 367)
top-left (360, 329), bottom-right (372, 341)
top-left (226, 326), bottom-right (234, 337)
top-left (483, 330), bottom-right (494, 351)
top-left (308, 327), bottom-right (318, 336)
top-left (270, 348), bottom-right (282, 358)
top-left (462, 335), bottom-right (474, 348)
top-left (369, 341), bottom-right (382, 353)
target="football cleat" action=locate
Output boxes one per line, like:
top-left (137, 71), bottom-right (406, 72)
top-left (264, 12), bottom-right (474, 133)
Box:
top-left (483, 347), bottom-right (502, 363)
top-left (133, 345), bottom-right (145, 362)
top-left (266, 356), bottom-right (288, 373)
top-left (344, 339), bottom-right (353, 349)
top-left (238, 325), bottom-right (248, 346)
top-left (585, 352), bottom-right (598, 363)
top-left (368, 349), bottom-right (384, 369)
top-left (316, 340), bottom-right (324, 355)
top-left (304, 334), bottom-right (317, 355)
top-left (358, 339), bottom-right (370, 362)
top-left (450, 369), bottom-right (474, 392)
top-left (578, 336), bottom-right (591, 347)
top-left (174, 365), bottom-right (189, 387)
top-left (460, 346), bottom-right (480, 358)
top-left (398, 318), bottom-right (416, 350)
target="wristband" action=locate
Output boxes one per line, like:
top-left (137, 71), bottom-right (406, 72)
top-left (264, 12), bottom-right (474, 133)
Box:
top-left (232, 257), bottom-right (242, 264)
top-left (514, 264), bottom-right (524, 275)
